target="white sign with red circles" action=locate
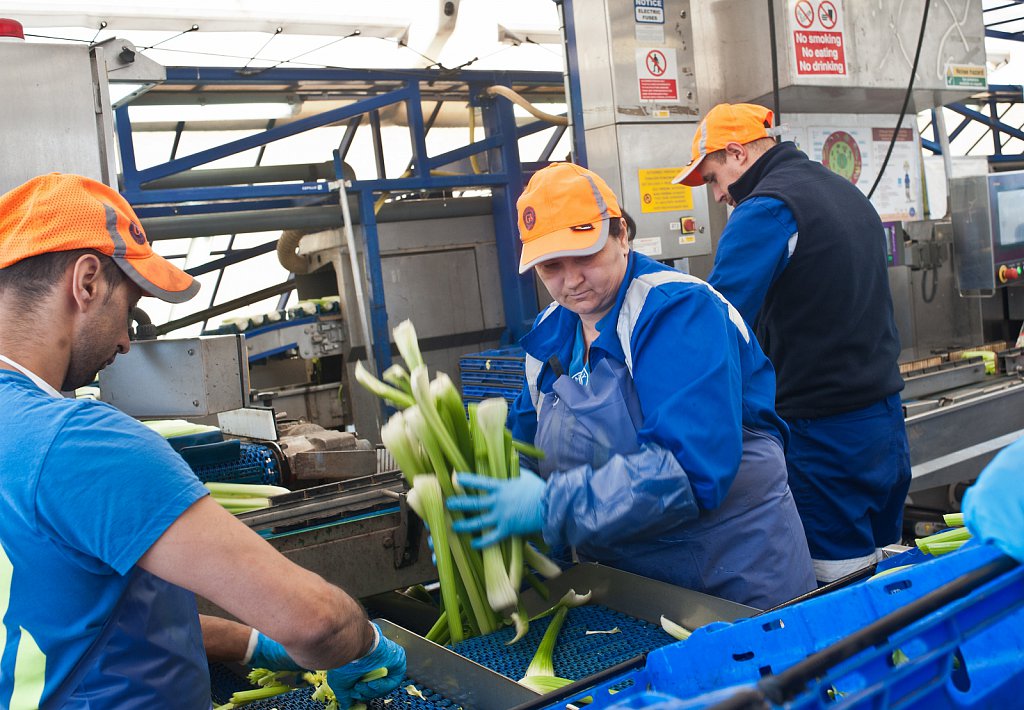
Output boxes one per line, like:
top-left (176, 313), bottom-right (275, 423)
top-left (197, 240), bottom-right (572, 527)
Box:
top-left (789, 0), bottom-right (847, 76)
top-left (635, 47), bottom-right (680, 102)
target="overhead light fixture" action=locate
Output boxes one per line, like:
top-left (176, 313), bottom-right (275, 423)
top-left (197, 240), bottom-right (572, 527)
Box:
top-left (127, 102), bottom-right (297, 123)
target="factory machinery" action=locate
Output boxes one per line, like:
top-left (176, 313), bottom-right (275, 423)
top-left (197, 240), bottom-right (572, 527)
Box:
top-left (4, 0), bottom-right (1024, 707)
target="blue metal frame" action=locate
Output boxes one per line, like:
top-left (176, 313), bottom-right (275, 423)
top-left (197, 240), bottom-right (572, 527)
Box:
top-left (923, 84), bottom-right (1024, 164)
top-left (557, 0), bottom-right (589, 166)
top-left (116, 66), bottom-right (567, 378)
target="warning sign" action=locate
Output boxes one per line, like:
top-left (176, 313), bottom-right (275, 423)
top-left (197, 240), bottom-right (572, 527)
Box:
top-left (636, 47), bottom-right (679, 102)
top-left (789, 0), bottom-right (846, 76)
top-left (637, 168), bottom-right (693, 214)
top-left (634, 0), bottom-right (664, 24)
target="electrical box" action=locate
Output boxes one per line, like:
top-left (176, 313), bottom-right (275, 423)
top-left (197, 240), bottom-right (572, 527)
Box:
top-left (692, 0), bottom-right (986, 114)
top-left (100, 335), bottom-right (250, 418)
top-left (950, 170), bottom-right (1024, 293)
top-left (568, 0), bottom-right (712, 262)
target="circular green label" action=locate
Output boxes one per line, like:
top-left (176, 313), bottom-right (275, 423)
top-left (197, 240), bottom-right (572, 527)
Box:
top-left (822, 131), bottom-right (862, 184)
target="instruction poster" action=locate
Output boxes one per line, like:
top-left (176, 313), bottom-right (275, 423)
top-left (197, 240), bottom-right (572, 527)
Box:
top-left (807, 122), bottom-right (921, 221)
top-left (636, 47), bottom-right (679, 102)
top-left (867, 127), bottom-right (921, 221)
top-left (789, 0), bottom-right (847, 76)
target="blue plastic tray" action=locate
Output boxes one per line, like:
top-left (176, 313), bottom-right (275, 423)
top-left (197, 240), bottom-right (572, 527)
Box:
top-left (584, 544), bottom-right (1024, 710)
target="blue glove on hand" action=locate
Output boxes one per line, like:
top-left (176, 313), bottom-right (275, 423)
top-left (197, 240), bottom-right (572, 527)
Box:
top-left (249, 631), bottom-right (303, 671)
top-left (447, 469), bottom-right (547, 549)
top-left (963, 439), bottom-right (1024, 563)
top-left (326, 622), bottom-right (407, 706)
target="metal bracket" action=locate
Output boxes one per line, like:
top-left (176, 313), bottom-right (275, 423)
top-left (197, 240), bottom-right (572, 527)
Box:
top-left (385, 491), bottom-right (423, 569)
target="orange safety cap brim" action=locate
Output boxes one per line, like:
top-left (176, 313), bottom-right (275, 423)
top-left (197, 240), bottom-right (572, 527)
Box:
top-left (672, 103), bottom-right (775, 187)
top-left (0, 173), bottom-right (200, 304)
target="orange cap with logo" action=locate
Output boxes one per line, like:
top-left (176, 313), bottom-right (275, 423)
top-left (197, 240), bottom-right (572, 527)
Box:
top-left (672, 103), bottom-right (775, 187)
top-left (0, 173), bottom-right (199, 303)
top-left (517, 163), bottom-right (622, 274)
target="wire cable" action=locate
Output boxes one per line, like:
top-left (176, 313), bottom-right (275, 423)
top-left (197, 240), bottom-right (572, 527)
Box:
top-left (767, 0), bottom-right (782, 130)
top-left (867, 0), bottom-right (931, 199)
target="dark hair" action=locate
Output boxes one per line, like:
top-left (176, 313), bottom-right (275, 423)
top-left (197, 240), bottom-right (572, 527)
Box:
top-left (0, 249), bottom-right (129, 306)
top-left (610, 210), bottom-right (637, 243)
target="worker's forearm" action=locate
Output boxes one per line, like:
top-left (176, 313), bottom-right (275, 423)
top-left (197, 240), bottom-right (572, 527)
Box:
top-left (200, 614), bottom-right (253, 662)
top-left (277, 578), bottom-right (376, 671)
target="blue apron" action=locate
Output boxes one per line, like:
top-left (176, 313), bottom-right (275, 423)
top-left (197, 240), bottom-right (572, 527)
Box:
top-left (535, 358), bottom-right (816, 610)
top-left (46, 569), bottom-right (211, 710)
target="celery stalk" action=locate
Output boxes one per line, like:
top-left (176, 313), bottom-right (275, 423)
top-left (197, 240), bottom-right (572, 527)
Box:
top-left (407, 475), bottom-right (464, 643)
top-left (393, 320), bottom-right (424, 371)
top-left (355, 361), bottom-right (415, 410)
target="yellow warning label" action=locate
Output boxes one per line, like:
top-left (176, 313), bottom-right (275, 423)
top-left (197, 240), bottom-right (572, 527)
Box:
top-left (638, 168), bottom-right (693, 214)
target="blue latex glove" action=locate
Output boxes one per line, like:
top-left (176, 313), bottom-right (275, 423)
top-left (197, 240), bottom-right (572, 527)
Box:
top-left (447, 469), bottom-right (547, 549)
top-left (249, 631), bottom-right (303, 671)
top-left (326, 622), bottom-right (407, 706)
top-left (963, 439), bottom-right (1024, 563)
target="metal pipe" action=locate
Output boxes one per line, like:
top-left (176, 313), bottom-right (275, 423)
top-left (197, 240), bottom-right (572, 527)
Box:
top-left (141, 196), bottom-right (494, 241)
top-left (338, 178), bottom-right (376, 372)
top-left (137, 161), bottom-right (350, 189)
top-left (933, 106), bottom-right (954, 217)
top-left (155, 280), bottom-right (295, 335)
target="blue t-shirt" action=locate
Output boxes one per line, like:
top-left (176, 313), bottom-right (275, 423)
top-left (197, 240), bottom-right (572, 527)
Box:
top-left (0, 371), bottom-right (208, 707)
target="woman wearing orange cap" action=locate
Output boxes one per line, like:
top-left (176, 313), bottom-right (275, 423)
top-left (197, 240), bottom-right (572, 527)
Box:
top-left (448, 163), bottom-right (815, 609)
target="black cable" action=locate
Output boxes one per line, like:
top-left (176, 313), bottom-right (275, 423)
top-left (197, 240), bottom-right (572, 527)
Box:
top-left (139, 24), bottom-right (199, 51)
top-left (88, 21), bottom-right (108, 46)
top-left (867, 0), bottom-right (931, 199)
top-left (243, 26), bottom-right (283, 70)
top-left (766, 0), bottom-right (781, 131)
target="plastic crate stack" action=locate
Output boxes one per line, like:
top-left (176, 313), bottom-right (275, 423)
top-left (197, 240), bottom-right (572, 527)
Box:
top-left (458, 346), bottom-right (527, 410)
top-left (580, 544), bottom-right (1024, 710)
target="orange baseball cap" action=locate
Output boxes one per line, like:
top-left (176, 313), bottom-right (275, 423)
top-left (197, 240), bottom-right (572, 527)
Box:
top-left (0, 173), bottom-right (199, 303)
top-left (672, 103), bottom-right (775, 187)
top-left (517, 163), bottom-right (622, 274)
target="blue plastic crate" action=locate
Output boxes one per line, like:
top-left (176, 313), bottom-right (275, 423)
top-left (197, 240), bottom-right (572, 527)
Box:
top-left (460, 369), bottom-right (527, 388)
top-left (584, 544), bottom-right (1024, 710)
top-left (462, 383), bottom-right (522, 400)
top-left (459, 346), bottom-right (526, 375)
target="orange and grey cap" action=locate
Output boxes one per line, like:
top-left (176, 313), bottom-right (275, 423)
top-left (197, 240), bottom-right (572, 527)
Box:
top-left (517, 163), bottom-right (622, 274)
top-left (0, 173), bottom-right (200, 303)
top-left (672, 103), bottom-right (775, 187)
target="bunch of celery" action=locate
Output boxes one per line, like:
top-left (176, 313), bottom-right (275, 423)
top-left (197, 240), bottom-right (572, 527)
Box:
top-left (915, 512), bottom-right (972, 556)
top-left (356, 319), bottom-right (560, 644)
top-left (205, 482), bottom-right (290, 515)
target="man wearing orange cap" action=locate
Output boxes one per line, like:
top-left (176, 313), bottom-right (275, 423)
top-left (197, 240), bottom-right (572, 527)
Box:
top-left (673, 104), bottom-right (911, 584)
top-left (0, 174), bottom-right (404, 707)
top-left (448, 163), bottom-right (815, 609)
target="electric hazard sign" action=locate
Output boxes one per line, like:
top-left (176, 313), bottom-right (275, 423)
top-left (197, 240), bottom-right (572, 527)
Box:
top-left (636, 47), bottom-right (679, 102)
top-left (789, 0), bottom-right (846, 76)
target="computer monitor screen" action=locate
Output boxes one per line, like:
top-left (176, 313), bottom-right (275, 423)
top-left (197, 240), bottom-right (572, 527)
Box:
top-left (996, 186), bottom-right (1024, 248)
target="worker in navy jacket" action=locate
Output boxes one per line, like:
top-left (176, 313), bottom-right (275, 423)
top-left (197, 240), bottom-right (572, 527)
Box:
top-left (674, 103), bottom-right (911, 583)
top-left (448, 163), bottom-right (815, 609)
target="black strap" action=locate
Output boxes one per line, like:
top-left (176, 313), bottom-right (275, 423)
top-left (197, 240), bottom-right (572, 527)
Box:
top-left (547, 355), bottom-right (565, 378)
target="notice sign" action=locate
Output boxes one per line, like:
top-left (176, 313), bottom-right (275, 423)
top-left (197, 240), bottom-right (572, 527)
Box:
top-left (635, 0), bottom-right (664, 24)
top-left (636, 47), bottom-right (679, 102)
top-left (790, 0), bottom-right (846, 76)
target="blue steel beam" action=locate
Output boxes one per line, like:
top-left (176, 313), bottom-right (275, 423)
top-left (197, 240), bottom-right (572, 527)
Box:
top-left (164, 66), bottom-right (563, 87)
top-left (945, 102), bottom-right (1024, 144)
top-left (558, 0), bottom-right (588, 166)
top-left (126, 87), bottom-right (414, 187)
top-left (127, 182), bottom-right (332, 206)
top-left (356, 187), bottom-right (393, 379)
top-left (481, 81), bottom-right (537, 341)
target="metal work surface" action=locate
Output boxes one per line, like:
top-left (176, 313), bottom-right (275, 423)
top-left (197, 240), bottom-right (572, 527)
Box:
top-left (906, 378), bottom-right (1024, 491)
top-left (901, 359), bottom-right (989, 401)
top-left (523, 563), bottom-right (756, 625)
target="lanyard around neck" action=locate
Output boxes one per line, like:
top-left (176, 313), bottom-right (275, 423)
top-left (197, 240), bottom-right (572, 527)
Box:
top-left (0, 353), bottom-right (62, 398)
